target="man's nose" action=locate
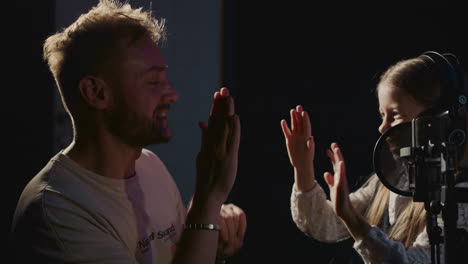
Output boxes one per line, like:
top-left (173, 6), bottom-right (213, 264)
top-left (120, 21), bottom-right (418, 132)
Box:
top-left (164, 82), bottom-right (179, 103)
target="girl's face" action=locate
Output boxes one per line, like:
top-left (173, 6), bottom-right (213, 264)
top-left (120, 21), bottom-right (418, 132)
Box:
top-left (377, 83), bottom-right (427, 135)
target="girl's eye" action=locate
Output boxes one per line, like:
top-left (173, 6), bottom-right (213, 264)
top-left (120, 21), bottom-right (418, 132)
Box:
top-left (392, 111), bottom-right (402, 118)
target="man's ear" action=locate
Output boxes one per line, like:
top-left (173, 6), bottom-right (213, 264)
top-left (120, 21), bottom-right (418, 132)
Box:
top-left (79, 76), bottom-right (110, 109)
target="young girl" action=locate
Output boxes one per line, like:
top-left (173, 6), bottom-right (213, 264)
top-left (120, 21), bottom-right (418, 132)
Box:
top-left (281, 54), bottom-right (468, 263)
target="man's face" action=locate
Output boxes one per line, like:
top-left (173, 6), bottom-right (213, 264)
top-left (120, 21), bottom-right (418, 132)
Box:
top-left (106, 36), bottom-right (179, 148)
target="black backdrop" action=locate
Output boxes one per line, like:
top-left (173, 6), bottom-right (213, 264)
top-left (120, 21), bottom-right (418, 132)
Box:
top-left (5, 0), bottom-right (55, 254)
top-left (223, 1), bottom-right (467, 263)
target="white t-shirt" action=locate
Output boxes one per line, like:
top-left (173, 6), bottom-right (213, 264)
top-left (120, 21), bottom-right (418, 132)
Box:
top-left (11, 148), bottom-right (186, 264)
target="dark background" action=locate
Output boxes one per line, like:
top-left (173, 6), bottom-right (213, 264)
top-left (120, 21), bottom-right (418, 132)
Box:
top-left (223, 1), bottom-right (467, 263)
top-left (6, 1), bottom-right (467, 263)
top-left (5, 0), bottom-right (55, 251)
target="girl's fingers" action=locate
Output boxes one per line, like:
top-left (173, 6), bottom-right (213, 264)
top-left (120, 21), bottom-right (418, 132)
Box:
top-left (281, 119), bottom-right (292, 138)
top-left (326, 148), bottom-right (336, 165)
top-left (336, 160), bottom-right (348, 191)
top-left (323, 172), bottom-right (334, 187)
top-left (302, 111), bottom-right (311, 136)
top-left (296, 105), bottom-right (303, 113)
top-left (333, 143), bottom-right (344, 163)
top-left (294, 107), bottom-right (302, 132)
top-left (290, 109), bottom-right (298, 132)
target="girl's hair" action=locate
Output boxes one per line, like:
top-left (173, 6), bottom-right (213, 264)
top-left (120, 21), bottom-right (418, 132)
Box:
top-left (365, 175), bottom-right (426, 248)
top-left (367, 56), bottom-right (442, 248)
top-left (378, 56), bottom-right (441, 107)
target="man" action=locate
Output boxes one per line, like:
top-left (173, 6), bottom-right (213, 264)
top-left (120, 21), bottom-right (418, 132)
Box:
top-left (11, 0), bottom-right (246, 263)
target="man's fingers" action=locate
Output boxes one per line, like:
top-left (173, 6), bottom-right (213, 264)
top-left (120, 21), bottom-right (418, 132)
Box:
top-left (226, 95), bottom-right (234, 116)
top-left (219, 214), bottom-right (228, 243)
top-left (202, 119), bottom-right (220, 153)
top-left (204, 87), bottom-right (238, 155)
top-left (227, 115), bottom-right (241, 154)
top-left (211, 88), bottom-right (234, 117)
top-left (224, 204), bottom-right (246, 252)
top-left (224, 212), bottom-right (234, 246)
top-left (198, 121), bottom-right (208, 151)
top-left (217, 120), bottom-right (230, 155)
top-left (234, 206), bottom-right (247, 241)
top-left (307, 136), bottom-right (314, 152)
top-left (220, 87), bottom-right (229, 96)
top-left (229, 206), bottom-right (239, 238)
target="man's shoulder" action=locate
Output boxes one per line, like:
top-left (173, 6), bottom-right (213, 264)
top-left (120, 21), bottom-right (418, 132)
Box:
top-left (140, 148), bottom-right (163, 163)
top-left (136, 149), bottom-right (179, 194)
top-left (137, 148), bottom-right (169, 172)
top-left (21, 154), bottom-right (62, 196)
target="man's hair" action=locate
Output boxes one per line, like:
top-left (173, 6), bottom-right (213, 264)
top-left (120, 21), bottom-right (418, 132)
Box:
top-left (43, 0), bottom-right (165, 113)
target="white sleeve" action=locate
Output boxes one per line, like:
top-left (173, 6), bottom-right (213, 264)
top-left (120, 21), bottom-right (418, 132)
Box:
top-left (354, 226), bottom-right (431, 264)
top-left (290, 182), bottom-right (348, 242)
top-left (354, 203), bottom-right (468, 264)
top-left (290, 175), bottom-right (379, 243)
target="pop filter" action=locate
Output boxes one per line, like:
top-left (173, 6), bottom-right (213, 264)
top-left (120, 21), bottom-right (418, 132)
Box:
top-left (373, 122), bottom-right (413, 196)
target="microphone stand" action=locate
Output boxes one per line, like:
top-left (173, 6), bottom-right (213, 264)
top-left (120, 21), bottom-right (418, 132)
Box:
top-left (414, 144), bottom-right (458, 264)
top-left (441, 169), bottom-right (458, 264)
top-left (421, 144), bottom-right (459, 264)
top-left (425, 200), bottom-right (442, 264)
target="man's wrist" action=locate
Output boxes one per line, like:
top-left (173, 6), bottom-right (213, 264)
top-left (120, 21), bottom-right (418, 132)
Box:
top-left (186, 197), bottom-right (222, 227)
top-left (191, 191), bottom-right (226, 208)
top-left (189, 197), bottom-right (223, 214)
top-left (183, 223), bottom-right (221, 231)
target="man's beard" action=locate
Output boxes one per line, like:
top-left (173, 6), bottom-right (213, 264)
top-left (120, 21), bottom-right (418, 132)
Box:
top-left (106, 106), bottom-right (171, 148)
